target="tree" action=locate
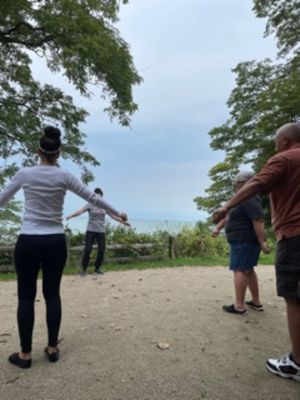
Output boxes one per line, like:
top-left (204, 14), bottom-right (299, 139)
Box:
top-left (195, 1), bottom-right (300, 214)
top-left (0, 201), bottom-right (22, 243)
top-left (0, 0), bottom-right (142, 183)
top-left (253, 0), bottom-right (300, 56)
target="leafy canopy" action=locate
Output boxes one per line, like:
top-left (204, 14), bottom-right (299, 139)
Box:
top-left (195, 0), bottom-right (300, 213)
top-left (0, 0), bottom-right (141, 183)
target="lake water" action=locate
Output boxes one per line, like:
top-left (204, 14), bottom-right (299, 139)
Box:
top-left (66, 217), bottom-right (198, 234)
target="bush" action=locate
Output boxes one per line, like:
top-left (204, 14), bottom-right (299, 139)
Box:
top-left (174, 223), bottom-right (228, 258)
top-left (64, 222), bottom-right (229, 267)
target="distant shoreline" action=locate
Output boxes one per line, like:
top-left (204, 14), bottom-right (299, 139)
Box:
top-left (66, 218), bottom-right (198, 234)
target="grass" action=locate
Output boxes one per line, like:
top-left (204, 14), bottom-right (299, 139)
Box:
top-left (0, 252), bottom-right (275, 281)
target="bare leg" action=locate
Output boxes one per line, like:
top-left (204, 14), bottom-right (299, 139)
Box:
top-left (285, 297), bottom-right (300, 364)
top-left (246, 269), bottom-right (261, 305)
top-left (19, 351), bottom-right (31, 360)
top-left (234, 271), bottom-right (247, 310)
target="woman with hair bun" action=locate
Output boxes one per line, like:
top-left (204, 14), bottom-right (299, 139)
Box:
top-left (0, 126), bottom-right (128, 369)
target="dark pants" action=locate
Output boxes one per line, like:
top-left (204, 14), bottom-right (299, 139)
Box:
top-left (14, 234), bottom-right (67, 353)
top-left (82, 231), bottom-right (106, 271)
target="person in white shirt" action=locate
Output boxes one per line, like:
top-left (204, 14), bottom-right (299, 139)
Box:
top-left (66, 187), bottom-right (130, 275)
top-left (0, 126), bottom-right (128, 369)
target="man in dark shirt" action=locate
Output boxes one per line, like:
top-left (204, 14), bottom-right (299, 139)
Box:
top-left (212, 122), bottom-right (300, 382)
top-left (212, 172), bottom-right (269, 315)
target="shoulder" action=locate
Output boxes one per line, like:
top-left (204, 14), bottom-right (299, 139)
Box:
top-left (59, 168), bottom-right (80, 183)
top-left (242, 196), bottom-right (262, 207)
top-left (13, 167), bottom-right (31, 180)
top-left (267, 150), bottom-right (294, 165)
top-left (19, 166), bottom-right (33, 174)
top-left (59, 167), bottom-right (71, 177)
top-left (265, 149), bottom-right (300, 173)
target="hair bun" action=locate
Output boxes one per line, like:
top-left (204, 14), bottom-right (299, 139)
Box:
top-left (44, 126), bottom-right (61, 140)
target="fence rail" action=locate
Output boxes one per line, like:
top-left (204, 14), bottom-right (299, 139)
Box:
top-left (0, 237), bottom-right (175, 273)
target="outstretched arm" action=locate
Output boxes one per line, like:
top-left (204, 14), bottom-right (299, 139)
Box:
top-left (0, 170), bottom-right (23, 208)
top-left (212, 180), bottom-right (263, 224)
top-left (212, 155), bottom-right (287, 224)
top-left (66, 208), bottom-right (86, 221)
top-left (65, 172), bottom-right (128, 223)
top-left (107, 211), bottom-right (131, 227)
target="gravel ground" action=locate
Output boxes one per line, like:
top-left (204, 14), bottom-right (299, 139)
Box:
top-left (0, 265), bottom-right (299, 400)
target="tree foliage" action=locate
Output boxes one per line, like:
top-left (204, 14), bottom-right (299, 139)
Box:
top-left (0, 200), bottom-right (22, 243)
top-left (195, 1), bottom-right (300, 213)
top-left (0, 0), bottom-right (141, 183)
top-left (253, 0), bottom-right (300, 56)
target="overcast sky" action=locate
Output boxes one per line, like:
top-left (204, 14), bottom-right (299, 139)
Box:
top-left (30, 0), bottom-right (278, 228)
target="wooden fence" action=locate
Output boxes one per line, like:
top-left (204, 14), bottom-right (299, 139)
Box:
top-left (0, 236), bottom-right (175, 273)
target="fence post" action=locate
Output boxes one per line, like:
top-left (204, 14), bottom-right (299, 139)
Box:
top-left (168, 235), bottom-right (175, 259)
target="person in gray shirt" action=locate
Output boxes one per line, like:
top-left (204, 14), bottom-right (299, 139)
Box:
top-left (66, 188), bottom-right (130, 275)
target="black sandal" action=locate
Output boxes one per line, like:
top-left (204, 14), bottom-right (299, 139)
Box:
top-left (45, 347), bottom-right (60, 363)
top-left (8, 352), bottom-right (32, 369)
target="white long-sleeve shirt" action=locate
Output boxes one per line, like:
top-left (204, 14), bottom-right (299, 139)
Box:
top-left (0, 165), bottom-right (121, 235)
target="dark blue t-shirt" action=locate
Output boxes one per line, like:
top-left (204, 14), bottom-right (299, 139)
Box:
top-left (225, 196), bottom-right (264, 243)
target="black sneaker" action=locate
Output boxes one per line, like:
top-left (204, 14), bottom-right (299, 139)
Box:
top-left (246, 300), bottom-right (264, 311)
top-left (222, 304), bottom-right (247, 315)
top-left (266, 353), bottom-right (300, 381)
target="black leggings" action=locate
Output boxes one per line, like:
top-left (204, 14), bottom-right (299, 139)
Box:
top-left (14, 234), bottom-right (67, 353)
top-left (82, 231), bottom-right (106, 271)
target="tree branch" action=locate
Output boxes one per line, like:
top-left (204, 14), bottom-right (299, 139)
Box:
top-left (0, 21), bottom-right (54, 48)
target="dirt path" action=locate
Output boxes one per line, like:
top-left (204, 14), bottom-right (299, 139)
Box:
top-left (0, 265), bottom-right (299, 400)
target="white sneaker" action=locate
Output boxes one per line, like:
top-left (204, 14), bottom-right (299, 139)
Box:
top-left (266, 353), bottom-right (300, 382)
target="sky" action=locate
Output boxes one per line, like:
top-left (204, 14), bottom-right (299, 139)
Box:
top-left (29, 0), bottom-right (278, 229)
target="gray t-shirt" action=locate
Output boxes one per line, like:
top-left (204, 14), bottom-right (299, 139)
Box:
top-left (83, 202), bottom-right (106, 233)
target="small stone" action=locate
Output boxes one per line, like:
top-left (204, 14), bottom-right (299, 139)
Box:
top-left (157, 342), bottom-right (170, 350)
